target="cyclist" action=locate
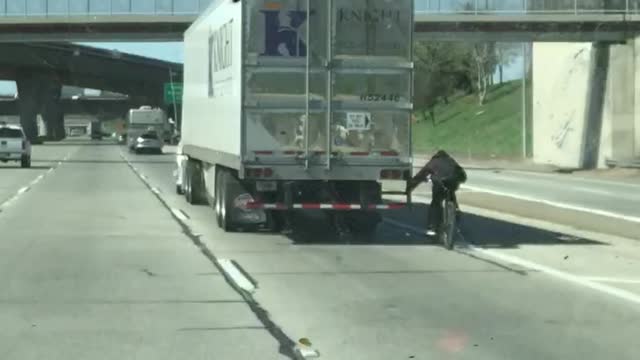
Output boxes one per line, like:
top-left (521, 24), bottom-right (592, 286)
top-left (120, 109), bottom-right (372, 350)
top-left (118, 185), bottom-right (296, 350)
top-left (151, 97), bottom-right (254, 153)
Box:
top-left (407, 150), bottom-right (467, 236)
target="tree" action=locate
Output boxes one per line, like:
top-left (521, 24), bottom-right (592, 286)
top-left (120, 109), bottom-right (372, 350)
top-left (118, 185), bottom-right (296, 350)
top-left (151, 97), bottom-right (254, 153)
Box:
top-left (470, 42), bottom-right (497, 106)
top-left (413, 41), bottom-right (469, 125)
top-left (495, 43), bottom-right (521, 84)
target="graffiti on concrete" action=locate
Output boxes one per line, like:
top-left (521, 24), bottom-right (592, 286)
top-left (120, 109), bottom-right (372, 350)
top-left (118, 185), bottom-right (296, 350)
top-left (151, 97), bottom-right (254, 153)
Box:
top-left (551, 118), bottom-right (575, 149)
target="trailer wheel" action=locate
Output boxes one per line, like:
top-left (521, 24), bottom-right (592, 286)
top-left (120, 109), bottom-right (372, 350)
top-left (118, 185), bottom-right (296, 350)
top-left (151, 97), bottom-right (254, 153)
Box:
top-left (219, 170), bottom-right (235, 232)
top-left (214, 169), bottom-right (224, 228)
top-left (346, 212), bottom-right (381, 241)
top-left (185, 159), bottom-right (206, 205)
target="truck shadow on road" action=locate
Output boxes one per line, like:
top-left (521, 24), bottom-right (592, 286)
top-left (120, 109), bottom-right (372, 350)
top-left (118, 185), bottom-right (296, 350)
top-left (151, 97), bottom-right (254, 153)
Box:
top-left (386, 204), bottom-right (607, 249)
top-left (286, 205), bottom-right (608, 248)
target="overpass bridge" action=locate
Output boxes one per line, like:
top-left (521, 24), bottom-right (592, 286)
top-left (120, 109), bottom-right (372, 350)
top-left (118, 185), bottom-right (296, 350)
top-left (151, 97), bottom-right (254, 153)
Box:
top-left (0, 96), bottom-right (137, 119)
top-left (0, 42), bottom-right (182, 141)
top-left (415, 0), bottom-right (640, 41)
top-left (0, 0), bottom-right (640, 41)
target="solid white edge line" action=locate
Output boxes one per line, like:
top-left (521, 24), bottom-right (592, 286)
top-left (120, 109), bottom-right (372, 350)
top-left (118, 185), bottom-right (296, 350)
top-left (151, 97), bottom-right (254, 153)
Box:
top-left (581, 277), bottom-right (640, 285)
top-left (383, 199), bottom-right (640, 307)
top-left (466, 246), bottom-right (640, 306)
top-left (217, 259), bottom-right (256, 293)
top-left (461, 184), bottom-right (640, 224)
top-left (171, 208), bottom-right (188, 222)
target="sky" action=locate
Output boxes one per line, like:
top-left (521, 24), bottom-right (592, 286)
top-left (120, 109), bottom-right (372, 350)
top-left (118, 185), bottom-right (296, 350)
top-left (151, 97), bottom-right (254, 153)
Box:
top-left (0, 41), bottom-right (523, 94)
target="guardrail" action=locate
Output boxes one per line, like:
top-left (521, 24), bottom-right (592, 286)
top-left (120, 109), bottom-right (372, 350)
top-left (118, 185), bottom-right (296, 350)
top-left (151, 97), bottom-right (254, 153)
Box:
top-left (415, 0), bottom-right (640, 15)
top-left (0, 0), bottom-right (213, 17)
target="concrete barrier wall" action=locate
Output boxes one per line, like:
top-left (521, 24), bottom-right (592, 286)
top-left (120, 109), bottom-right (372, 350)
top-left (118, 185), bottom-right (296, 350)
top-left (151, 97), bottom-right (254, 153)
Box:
top-left (533, 40), bottom-right (639, 168)
top-left (635, 38), bottom-right (640, 158)
top-left (600, 42), bottom-right (635, 167)
top-left (532, 42), bottom-right (592, 168)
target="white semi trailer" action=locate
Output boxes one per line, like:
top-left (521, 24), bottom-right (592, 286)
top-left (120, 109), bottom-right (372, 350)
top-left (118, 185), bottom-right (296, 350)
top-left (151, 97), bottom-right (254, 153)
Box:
top-left (178, 0), bottom-right (414, 235)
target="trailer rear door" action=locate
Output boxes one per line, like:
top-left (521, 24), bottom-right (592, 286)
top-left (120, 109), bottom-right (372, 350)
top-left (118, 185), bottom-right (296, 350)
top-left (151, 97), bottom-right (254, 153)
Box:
top-left (243, 0), bottom-right (413, 169)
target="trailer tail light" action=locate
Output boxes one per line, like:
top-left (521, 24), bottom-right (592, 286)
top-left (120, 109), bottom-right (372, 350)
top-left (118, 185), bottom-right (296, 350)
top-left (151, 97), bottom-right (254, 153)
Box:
top-left (246, 168), bottom-right (273, 178)
top-left (380, 169), bottom-right (403, 180)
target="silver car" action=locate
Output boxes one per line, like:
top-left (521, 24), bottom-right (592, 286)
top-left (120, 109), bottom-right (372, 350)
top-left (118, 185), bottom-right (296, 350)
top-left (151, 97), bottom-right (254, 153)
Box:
top-left (131, 132), bottom-right (163, 154)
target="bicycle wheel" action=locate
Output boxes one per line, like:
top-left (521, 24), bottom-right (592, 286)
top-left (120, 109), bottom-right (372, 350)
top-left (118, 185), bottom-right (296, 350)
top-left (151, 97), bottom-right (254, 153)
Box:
top-left (438, 199), bottom-right (457, 250)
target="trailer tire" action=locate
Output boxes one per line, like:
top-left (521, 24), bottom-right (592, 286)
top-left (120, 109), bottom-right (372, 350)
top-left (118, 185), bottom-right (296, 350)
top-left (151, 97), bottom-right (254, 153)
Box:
top-left (219, 170), bottom-right (235, 232)
top-left (346, 212), bottom-right (381, 241)
top-left (266, 211), bottom-right (285, 233)
top-left (214, 169), bottom-right (224, 228)
top-left (185, 159), bottom-right (206, 205)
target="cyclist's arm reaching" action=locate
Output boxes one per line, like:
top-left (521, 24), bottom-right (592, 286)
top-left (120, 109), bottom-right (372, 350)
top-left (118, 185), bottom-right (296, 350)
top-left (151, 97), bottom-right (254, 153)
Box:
top-left (406, 164), bottom-right (432, 194)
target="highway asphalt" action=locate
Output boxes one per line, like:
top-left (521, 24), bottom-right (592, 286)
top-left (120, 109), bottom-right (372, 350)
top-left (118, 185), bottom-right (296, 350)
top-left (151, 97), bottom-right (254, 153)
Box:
top-left (463, 169), bottom-right (640, 220)
top-left (1, 140), bottom-right (639, 360)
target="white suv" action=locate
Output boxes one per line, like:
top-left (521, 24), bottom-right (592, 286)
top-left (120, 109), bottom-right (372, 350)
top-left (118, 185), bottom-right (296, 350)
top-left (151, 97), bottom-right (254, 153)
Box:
top-left (0, 123), bottom-right (31, 168)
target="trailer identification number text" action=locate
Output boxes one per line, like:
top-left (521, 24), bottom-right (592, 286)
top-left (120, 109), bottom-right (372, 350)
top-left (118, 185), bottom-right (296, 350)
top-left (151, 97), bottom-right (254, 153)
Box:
top-left (360, 94), bottom-right (401, 102)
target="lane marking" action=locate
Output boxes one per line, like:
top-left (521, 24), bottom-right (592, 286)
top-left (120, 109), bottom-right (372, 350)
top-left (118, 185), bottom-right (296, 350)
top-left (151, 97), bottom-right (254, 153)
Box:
top-left (582, 277), bottom-right (640, 285)
top-left (171, 208), bottom-right (189, 222)
top-left (384, 208), bottom-right (640, 307)
top-left (461, 184), bottom-right (640, 224)
top-left (120, 150), bottom-right (313, 359)
top-left (464, 247), bottom-right (640, 306)
top-left (389, 193), bottom-right (638, 246)
top-left (29, 174), bottom-right (45, 186)
top-left (0, 148), bottom-right (73, 211)
top-left (217, 259), bottom-right (256, 294)
top-left (507, 170), bottom-right (640, 190)
top-left (573, 186), bottom-right (616, 196)
top-left (151, 187), bottom-right (161, 195)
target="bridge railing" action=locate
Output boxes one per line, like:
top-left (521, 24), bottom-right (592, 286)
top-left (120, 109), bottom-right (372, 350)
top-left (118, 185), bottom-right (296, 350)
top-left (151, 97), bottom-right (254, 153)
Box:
top-left (0, 0), bottom-right (214, 17)
top-left (415, 0), bottom-right (640, 14)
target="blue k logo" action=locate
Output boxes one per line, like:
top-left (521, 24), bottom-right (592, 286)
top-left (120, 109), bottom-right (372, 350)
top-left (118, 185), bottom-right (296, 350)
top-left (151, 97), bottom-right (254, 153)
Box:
top-left (261, 8), bottom-right (311, 57)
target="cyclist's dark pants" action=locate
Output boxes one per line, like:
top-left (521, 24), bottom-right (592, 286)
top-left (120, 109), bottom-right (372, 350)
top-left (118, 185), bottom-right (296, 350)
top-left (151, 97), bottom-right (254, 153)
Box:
top-left (428, 180), bottom-right (459, 230)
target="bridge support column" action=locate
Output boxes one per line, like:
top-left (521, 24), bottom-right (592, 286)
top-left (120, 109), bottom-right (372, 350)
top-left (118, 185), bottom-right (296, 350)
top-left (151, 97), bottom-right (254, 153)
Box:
top-left (16, 71), bottom-right (65, 142)
top-left (16, 73), bottom-right (40, 142)
top-left (42, 81), bottom-right (65, 141)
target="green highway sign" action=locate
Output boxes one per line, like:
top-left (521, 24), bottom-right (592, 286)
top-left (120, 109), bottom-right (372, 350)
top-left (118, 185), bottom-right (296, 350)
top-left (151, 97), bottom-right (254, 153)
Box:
top-left (164, 83), bottom-right (183, 105)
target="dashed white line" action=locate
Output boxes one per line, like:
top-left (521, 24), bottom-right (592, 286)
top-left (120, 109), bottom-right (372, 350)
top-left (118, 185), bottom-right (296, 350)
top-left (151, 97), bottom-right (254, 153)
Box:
top-left (217, 259), bottom-right (256, 294)
top-left (171, 208), bottom-right (189, 222)
top-left (16, 186), bottom-right (30, 195)
top-left (573, 186), bottom-right (616, 196)
top-left (151, 187), bottom-right (161, 195)
top-left (30, 175), bottom-right (45, 186)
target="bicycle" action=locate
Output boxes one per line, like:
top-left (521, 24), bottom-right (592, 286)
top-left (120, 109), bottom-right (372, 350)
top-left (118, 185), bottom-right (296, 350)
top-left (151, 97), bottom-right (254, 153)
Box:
top-left (405, 174), bottom-right (462, 250)
top-left (426, 176), bottom-right (461, 250)
top-left (436, 182), bottom-right (459, 250)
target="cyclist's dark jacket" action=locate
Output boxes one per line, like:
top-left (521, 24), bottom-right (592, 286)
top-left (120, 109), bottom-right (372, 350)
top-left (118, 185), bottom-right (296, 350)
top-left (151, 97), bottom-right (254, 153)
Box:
top-left (410, 150), bottom-right (467, 190)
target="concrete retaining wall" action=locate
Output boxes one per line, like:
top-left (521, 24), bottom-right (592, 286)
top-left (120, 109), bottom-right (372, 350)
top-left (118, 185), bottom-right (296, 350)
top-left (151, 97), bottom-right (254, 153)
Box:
top-left (533, 40), bottom-right (640, 168)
